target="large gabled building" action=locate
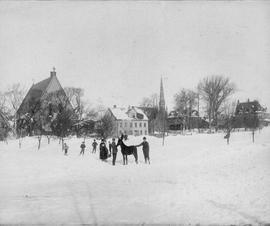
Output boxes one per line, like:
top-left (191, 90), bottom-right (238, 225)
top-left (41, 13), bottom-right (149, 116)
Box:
top-left (107, 105), bottom-right (149, 137)
top-left (16, 68), bottom-right (74, 135)
top-left (235, 99), bottom-right (265, 115)
top-left (233, 99), bottom-right (269, 128)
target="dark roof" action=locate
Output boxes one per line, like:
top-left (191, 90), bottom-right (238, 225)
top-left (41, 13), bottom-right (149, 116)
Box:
top-left (137, 106), bottom-right (158, 118)
top-left (17, 76), bottom-right (53, 115)
top-left (32, 77), bottom-right (51, 92)
top-left (235, 100), bottom-right (264, 114)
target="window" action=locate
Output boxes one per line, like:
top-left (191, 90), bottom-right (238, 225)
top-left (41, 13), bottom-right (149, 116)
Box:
top-left (145, 130), bottom-right (147, 135)
top-left (144, 123), bottom-right (146, 127)
top-left (129, 130), bottom-right (133, 135)
top-left (139, 123), bottom-right (142, 127)
top-left (120, 122), bottom-right (122, 128)
top-left (135, 123), bottom-right (137, 128)
top-left (125, 122), bottom-right (127, 127)
top-left (140, 130), bottom-right (142, 135)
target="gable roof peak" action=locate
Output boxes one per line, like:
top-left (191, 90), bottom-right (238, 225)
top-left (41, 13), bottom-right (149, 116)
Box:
top-left (50, 67), bottom-right (56, 78)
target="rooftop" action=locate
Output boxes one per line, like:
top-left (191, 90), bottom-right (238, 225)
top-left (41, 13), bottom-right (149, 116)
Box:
top-left (109, 106), bottom-right (148, 120)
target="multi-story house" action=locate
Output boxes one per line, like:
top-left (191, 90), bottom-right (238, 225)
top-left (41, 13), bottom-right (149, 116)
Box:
top-left (233, 99), bottom-right (269, 128)
top-left (107, 105), bottom-right (148, 137)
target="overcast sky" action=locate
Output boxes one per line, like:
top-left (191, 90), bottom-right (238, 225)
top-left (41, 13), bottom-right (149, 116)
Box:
top-left (0, 1), bottom-right (270, 111)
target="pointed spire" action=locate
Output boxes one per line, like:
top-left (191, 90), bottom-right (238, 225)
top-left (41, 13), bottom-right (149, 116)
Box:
top-left (159, 77), bottom-right (165, 112)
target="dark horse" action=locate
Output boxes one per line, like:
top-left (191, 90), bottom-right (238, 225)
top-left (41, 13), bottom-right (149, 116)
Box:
top-left (116, 135), bottom-right (138, 165)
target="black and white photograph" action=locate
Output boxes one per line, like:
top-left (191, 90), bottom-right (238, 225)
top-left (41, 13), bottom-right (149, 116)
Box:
top-left (0, 1), bottom-right (270, 225)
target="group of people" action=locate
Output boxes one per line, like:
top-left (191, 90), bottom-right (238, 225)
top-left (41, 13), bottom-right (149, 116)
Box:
top-left (62, 137), bottom-right (150, 165)
top-left (99, 138), bottom-right (118, 165)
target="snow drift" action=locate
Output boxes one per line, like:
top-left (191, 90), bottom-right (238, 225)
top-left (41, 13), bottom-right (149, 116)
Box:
top-left (0, 128), bottom-right (270, 225)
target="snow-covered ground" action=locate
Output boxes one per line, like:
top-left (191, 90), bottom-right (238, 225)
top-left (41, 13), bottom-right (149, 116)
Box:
top-left (0, 128), bottom-right (270, 225)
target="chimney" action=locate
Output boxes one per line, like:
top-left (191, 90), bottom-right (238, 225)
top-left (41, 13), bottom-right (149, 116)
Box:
top-left (50, 67), bottom-right (56, 77)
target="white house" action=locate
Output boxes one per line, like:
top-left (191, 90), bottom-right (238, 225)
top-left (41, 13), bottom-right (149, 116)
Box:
top-left (107, 106), bottom-right (149, 137)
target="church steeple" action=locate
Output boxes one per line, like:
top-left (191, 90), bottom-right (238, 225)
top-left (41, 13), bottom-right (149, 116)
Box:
top-left (159, 77), bottom-right (165, 111)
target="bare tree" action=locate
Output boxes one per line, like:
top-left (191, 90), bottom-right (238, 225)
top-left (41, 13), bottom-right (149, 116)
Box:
top-left (96, 113), bottom-right (114, 139)
top-left (64, 87), bottom-right (84, 120)
top-left (0, 106), bottom-right (11, 141)
top-left (41, 90), bottom-right (76, 148)
top-left (5, 83), bottom-right (26, 115)
top-left (4, 83), bottom-right (26, 133)
top-left (140, 93), bottom-right (158, 108)
top-left (174, 89), bottom-right (197, 115)
top-left (85, 108), bottom-right (98, 119)
top-left (221, 99), bottom-right (237, 118)
top-left (32, 94), bottom-right (66, 149)
top-left (72, 101), bottom-right (98, 138)
top-left (198, 75), bottom-right (236, 130)
top-left (139, 93), bottom-right (159, 134)
top-left (0, 92), bottom-right (8, 114)
top-left (173, 89), bottom-right (198, 130)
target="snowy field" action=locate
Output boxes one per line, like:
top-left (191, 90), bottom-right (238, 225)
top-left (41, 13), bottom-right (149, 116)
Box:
top-left (0, 128), bottom-right (270, 225)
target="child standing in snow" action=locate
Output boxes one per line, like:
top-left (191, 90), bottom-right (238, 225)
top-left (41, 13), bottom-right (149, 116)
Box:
top-left (92, 139), bottom-right (98, 153)
top-left (64, 143), bottom-right (69, 155)
top-left (80, 141), bottom-right (86, 155)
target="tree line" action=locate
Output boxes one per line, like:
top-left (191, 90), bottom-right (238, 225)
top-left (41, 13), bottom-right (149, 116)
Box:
top-left (0, 74), bottom-right (262, 143)
top-left (140, 75), bottom-right (236, 131)
top-left (0, 84), bottom-right (112, 143)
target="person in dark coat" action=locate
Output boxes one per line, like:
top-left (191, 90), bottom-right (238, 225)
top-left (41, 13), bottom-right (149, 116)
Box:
top-left (137, 137), bottom-right (150, 164)
top-left (80, 141), bottom-right (86, 155)
top-left (92, 139), bottom-right (98, 153)
top-left (111, 138), bottom-right (118, 165)
top-left (99, 139), bottom-right (108, 161)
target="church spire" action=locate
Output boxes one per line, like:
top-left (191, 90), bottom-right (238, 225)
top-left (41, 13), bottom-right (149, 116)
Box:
top-left (159, 77), bottom-right (165, 111)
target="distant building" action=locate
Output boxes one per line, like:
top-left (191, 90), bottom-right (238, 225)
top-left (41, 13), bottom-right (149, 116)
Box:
top-left (235, 99), bottom-right (264, 115)
top-left (167, 110), bottom-right (209, 130)
top-left (16, 68), bottom-right (74, 135)
top-left (107, 105), bottom-right (149, 137)
top-left (233, 99), bottom-right (269, 128)
top-left (137, 106), bottom-right (158, 134)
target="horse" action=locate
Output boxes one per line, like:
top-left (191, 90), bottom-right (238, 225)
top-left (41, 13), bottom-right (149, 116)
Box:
top-left (116, 135), bottom-right (138, 165)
